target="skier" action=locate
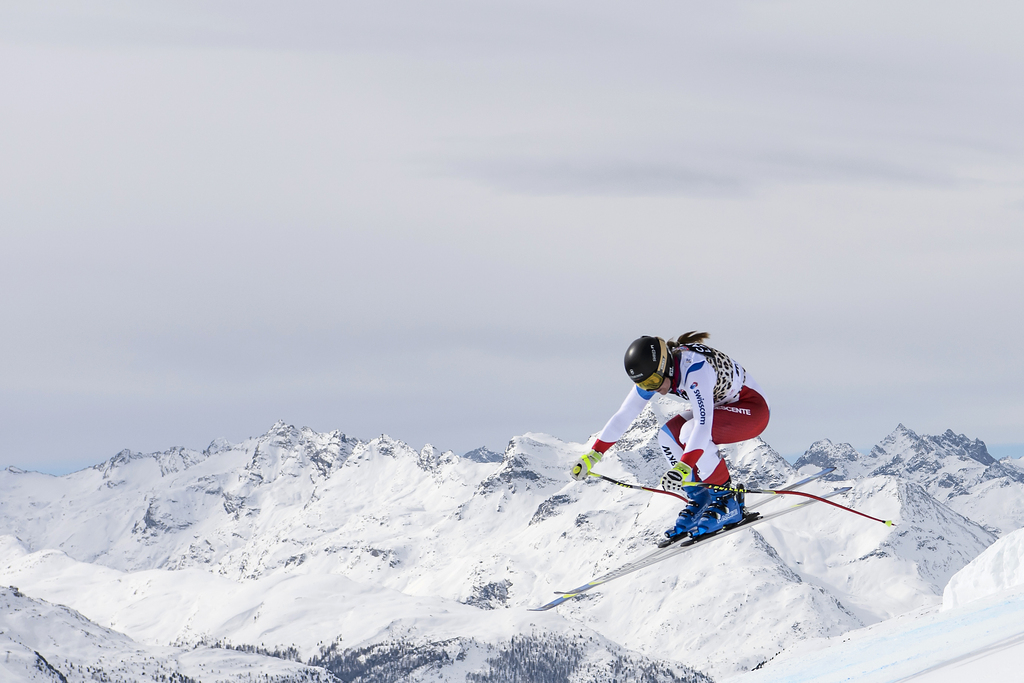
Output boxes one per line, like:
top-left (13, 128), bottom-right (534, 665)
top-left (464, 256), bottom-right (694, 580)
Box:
top-left (570, 332), bottom-right (770, 542)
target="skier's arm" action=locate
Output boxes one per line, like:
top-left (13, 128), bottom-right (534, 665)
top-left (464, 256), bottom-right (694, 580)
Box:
top-left (593, 385), bottom-right (655, 453)
top-left (569, 385), bottom-right (653, 481)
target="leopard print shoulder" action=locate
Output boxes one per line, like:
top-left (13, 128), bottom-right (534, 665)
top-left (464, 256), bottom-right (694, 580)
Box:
top-left (682, 343), bottom-right (744, 404)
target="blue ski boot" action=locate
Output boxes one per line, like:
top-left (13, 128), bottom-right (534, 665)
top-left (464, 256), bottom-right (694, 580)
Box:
top-left (693, 484), bottom-right (745, 537)
top-left (658, 486), bottom-right (711, 547)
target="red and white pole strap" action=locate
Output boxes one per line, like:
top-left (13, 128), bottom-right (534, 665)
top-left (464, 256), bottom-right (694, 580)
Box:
top-left (588, 471), bottom-right (895, 527)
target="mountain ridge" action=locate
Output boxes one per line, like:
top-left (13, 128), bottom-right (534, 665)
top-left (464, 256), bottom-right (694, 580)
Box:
top-left (0, 420), bottom-right (1014, 681)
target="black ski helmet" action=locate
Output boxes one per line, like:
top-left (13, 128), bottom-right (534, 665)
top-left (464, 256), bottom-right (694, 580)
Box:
top-left (623, 336), bottom-right (673, 388)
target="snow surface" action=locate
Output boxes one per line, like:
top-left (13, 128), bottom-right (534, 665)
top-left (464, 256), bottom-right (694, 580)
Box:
top-left (0, 418), bottom-right (1021, 682)
top-left (730, 557), bottom-right (1024, 683)
top-left (0, 586), bottom-right (334, 682)
top-left (729, 586), bottom-right (1024, 683)
top-left (943, 526), bottom-right (1024, 610)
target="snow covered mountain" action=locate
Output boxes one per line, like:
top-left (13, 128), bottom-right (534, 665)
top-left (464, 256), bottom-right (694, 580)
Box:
top-left (795, 424), bottom-right (1024, 535)
top-left (0, 585), bottom-right (335, 683)
top-left (0, 417), bottom-right (1015, 681)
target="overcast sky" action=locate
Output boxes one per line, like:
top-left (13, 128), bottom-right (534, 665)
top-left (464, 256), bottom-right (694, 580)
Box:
top-left (2, 1), bottom-right (1022, 474)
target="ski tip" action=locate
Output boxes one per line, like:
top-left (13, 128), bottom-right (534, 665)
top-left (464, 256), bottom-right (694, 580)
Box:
top-left (657, 534), bottom-right (688, 549)
top-left (530, 592), bottom-right (578, 610)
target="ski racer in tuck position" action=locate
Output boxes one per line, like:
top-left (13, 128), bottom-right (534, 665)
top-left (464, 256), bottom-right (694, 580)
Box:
top-left (570, 332), bottom-right (770, 543)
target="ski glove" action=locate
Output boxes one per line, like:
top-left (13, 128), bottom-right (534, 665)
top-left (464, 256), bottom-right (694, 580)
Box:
top-left (570, 450), bottom-right (602, 481)
top-left (660, 462), bottom-right (695, 493)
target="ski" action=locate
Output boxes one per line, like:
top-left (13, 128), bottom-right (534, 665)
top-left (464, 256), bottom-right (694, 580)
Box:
top-left (529, 479), bottom-right (848, 612)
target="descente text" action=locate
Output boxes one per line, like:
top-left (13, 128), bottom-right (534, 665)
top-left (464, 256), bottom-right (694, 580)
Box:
top-left (718, 405), bottom-right (752, 416)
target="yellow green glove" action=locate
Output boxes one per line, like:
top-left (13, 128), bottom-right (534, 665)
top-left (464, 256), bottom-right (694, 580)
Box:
top-left (660, 461), bottom-right (694, 493)
top-left (570, 450), bottom-right (602, 481)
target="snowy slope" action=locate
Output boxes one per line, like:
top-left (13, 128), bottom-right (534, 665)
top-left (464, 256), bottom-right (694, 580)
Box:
top-left (728, 584), bottom-right (1024, 683)
top-left (0, 542), bottom-right (710, 683)
top-left (943, 526), bottom-right (1024, 609)
top-left (0, 425), bottom-right (716, 681)
top-left (0, 419), bottom-right (1017, 681)
top-left (0, 586), bottom-right (335, 683)
top-left (730, 525), bottom-right (1024, 683)
top-left (755, 475), bottom-right (995, 622)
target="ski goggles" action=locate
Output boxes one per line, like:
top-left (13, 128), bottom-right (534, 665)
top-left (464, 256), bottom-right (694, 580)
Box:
top-left (636, 370), bottom-right (668, 391)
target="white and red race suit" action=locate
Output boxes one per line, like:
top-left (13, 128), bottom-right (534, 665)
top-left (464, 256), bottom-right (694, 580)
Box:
top-left (591, 344), bottom-right (770, 486)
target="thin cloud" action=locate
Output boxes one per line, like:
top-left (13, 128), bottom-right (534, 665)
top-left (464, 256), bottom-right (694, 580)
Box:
top-left (446, 157), bottom-right (747, 197)
top-left (443, 147), bottom-right (961, 197)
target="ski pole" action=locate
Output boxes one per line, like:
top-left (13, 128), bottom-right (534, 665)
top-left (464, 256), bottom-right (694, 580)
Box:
top-left (588, 470), bottom-right (895, 527)
top-left (587, 471), bottom-right (691, 503)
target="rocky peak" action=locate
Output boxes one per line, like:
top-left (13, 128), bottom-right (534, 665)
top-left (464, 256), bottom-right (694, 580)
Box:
top-left (869, 425), bottom-right (997, 478)
top-left (416, 445), bottom-right (458, 471)
top-left (95, 446), bottom-right (211, 479)
top-left (723, 438), bottom-right (796, 488)
top-left (932, 429), bottom-right (994, 466)
top-left (364, 434), bottom-right (409, 459)
top-left (793, 439), bottom-right (867, 480)
top-left (264, 420), bottom-right (304, 448)
top-left (476, 436), bottom-right (563, 496)
top-left (95, 448), bottom-right (142, 477)
top-left (204, 437), bottom-right (234, 455)
top-left (242, 423), bottom-right (362, 484)
top-left (463, 447), bottom-right (504, 463)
